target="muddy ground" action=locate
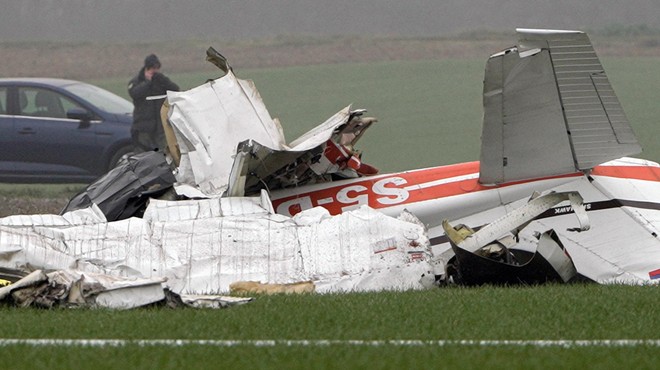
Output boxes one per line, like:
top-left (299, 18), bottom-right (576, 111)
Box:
top-left (2, 35), bottom-right (659, 80)
top-left (0, 196), bottom-right (72, 217)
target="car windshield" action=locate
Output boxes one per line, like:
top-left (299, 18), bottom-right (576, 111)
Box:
top-left (63, 82), bottom-right (133, 115)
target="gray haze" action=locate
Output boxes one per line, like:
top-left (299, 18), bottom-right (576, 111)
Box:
top-left (1, 0), bottom-right (660, 42)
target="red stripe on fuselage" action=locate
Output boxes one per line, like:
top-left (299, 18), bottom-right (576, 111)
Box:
top-left (272, 162), bottom-right (479, 215)
top-left (271, 161), bottom-right (660, 217)
top-left (271, 162), bottom-right (568, 216)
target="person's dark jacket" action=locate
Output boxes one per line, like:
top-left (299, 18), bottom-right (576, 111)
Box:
top-left (128, 68), bottom-right (179, 133)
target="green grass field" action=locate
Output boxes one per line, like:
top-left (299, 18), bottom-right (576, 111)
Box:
top-left (1, 285), bottom-right (659, 369)
top-left (3, 58), bottom-right (660, 369)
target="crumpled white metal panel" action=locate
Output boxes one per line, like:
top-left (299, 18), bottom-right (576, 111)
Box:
top-left (166, 71), bottom-right (286, 194)
top-left (0, 200), bottom-right (433, 294)
top-left (287, 106), bottom-right (351, 150)
top-left (48, 269), bottom-right (167, 309)
top-left (166, 68), bottom-right (355, 197)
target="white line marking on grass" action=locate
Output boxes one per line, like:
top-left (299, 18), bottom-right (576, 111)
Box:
top-left (0, 339), bottom-right (659, 348)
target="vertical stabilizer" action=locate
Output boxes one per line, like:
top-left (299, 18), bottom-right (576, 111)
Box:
top-left (479, 29), bottom-right (641, 185)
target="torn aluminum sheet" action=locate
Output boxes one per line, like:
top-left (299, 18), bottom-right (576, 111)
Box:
top-left (0, 269), bottom-right (253, 309)
top-left (226, 109), bottom-right (378, 197)
top-left (441, 191), bottom-right (586, 285)
top-left (165, 50), bottom-right (376, 196)
top-left (51, 269), bottom-right (167, 309)
top-left (451, 191), bottom-right (590, 254)
top-left (0, 192), bottom-right (434, 294)
top-left (61, 151), bottom-right (176, 221)
top-left (0, 269), bottom-right (165, 309)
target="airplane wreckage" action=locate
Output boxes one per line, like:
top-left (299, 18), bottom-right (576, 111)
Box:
top-left (2, 29), bottom-right (660, 309)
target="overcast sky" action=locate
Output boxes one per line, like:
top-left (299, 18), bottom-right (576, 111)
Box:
top-left (1, 0), bottom-right (659, 42)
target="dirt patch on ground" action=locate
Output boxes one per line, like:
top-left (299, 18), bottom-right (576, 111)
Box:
top-left (0, 196), bottom-right (71, 217)
top-left (2, 35), bottom-right (659, 80)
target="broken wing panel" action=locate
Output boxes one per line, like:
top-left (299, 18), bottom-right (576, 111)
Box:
top-left (226, 107), bottom-right (352, 196)
top-left (479, 29), bottom-right (641, 184)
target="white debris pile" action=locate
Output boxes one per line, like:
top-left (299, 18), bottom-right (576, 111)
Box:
top-left (0, 191), bottom-right (436, 303)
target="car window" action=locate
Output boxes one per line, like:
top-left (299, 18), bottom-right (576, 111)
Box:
top-left (0, 87), bottom-right (6, 115)
top-left (63, 82), bottom-right (133, 115)
top-left (17, 87), bottom-right (83, 119)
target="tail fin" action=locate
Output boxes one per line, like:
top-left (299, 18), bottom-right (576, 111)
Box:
top-left (479, 29), bottom-right (641, 185)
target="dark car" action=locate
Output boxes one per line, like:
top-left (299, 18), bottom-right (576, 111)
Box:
top-left (0, 78), bottom-right (134, 183)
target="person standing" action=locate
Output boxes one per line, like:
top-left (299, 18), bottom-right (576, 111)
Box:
top-left (128, 54), bottom-right (179, 153)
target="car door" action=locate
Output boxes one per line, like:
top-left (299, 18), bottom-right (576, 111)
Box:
top-left (13, 86), bottom-right (99, 177)
top-left (0, 86), bottom-right (16, 174)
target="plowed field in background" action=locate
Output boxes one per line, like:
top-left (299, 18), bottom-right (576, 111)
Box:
top-left (2, 35), bottom-right (659, 80)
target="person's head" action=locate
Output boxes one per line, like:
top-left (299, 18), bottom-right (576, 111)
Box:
top-left (144, 54), bottom-right (161, 72)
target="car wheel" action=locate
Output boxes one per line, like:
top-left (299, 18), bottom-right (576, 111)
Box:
top-left (108, 145), bottom-right (134, 171)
